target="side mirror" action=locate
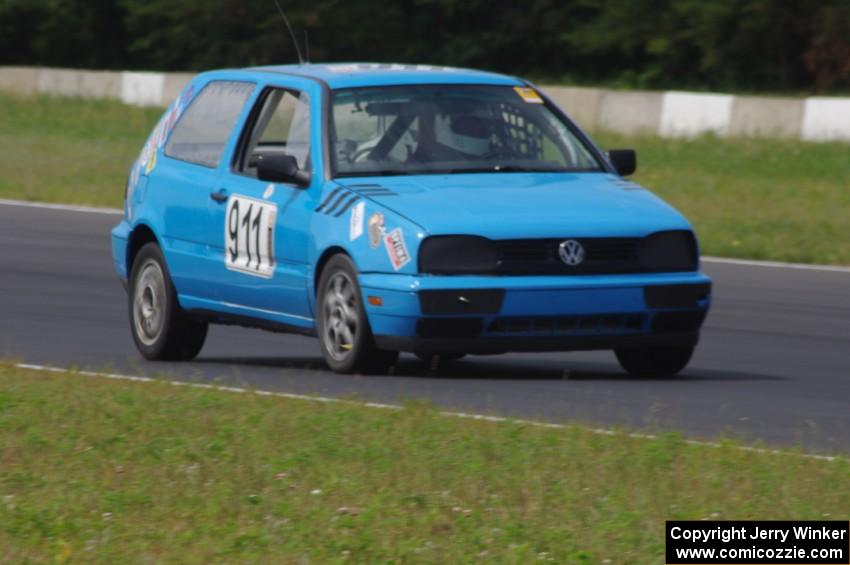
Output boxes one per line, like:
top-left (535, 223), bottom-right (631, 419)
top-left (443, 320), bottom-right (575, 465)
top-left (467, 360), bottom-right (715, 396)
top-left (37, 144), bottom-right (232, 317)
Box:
top-left (607, 149), bottom-right (637, 176)
top-left (257, 154), bottom-right (311, 187)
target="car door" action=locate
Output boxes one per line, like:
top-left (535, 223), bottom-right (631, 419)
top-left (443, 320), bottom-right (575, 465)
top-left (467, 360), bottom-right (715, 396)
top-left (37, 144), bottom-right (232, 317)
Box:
top-left (206, 84), bottom-right (318, 325)
top-left (151, 79), bottom-right (256, 301)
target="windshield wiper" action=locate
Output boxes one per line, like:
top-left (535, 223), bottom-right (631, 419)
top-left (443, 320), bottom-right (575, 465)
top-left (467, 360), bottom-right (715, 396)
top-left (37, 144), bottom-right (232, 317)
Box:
top-left (337, 169), bottom-right (414, 177)
top-left (370, 169), bottom-right (415, 176)
top-left (449, 165), bottom-right (564, 173)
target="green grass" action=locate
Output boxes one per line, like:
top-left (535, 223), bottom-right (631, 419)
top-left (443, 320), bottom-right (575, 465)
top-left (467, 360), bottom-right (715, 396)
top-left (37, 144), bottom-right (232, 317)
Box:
top-left (1, 364), bottom-right (848, 563)
top-left (593, 131), bottom-right (850, 265)
top-left (1, 92), bottom-right (848, 264)
top-left (0, 93), bottom-right (161, 207)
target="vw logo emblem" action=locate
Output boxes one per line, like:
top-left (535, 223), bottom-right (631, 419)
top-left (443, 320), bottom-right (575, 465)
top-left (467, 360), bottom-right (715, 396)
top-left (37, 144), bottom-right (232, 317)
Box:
top-left (558, 239), bottom-right (585, 266)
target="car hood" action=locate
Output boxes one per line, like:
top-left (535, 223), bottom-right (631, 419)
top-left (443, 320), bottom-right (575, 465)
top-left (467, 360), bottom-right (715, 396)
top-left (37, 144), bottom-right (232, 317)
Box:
top-left (335, 173), bottom-right (691, 238)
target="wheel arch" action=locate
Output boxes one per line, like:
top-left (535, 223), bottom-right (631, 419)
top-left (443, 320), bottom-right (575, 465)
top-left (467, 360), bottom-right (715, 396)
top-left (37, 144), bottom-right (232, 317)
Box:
top-left (126, 223), bottom-right (160, 274)
top-left (313, 246), bottom-right (354, 296)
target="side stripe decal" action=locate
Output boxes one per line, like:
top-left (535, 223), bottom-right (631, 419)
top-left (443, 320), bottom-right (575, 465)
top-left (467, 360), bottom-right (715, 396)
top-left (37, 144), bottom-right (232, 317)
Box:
top-left (315, 187), bottom-right (344, 213)
top-left (333, 195), bottom-right (361, 217)
top-left (322, 191), bottom-right (353, 215)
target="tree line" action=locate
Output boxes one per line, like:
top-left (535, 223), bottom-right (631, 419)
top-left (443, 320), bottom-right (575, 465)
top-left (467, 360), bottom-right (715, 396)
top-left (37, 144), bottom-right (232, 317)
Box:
top-left (2, 0), bottom-right (849, 92)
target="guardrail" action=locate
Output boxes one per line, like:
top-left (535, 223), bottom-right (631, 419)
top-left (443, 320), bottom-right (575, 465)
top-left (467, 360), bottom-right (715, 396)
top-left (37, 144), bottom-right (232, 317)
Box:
top-left (2, 66), bottom-right (848, 142)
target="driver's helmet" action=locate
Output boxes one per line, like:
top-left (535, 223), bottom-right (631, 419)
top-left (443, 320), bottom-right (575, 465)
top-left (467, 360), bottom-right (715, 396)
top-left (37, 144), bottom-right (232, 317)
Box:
top-left (435, 112), bottom-right (494, 156)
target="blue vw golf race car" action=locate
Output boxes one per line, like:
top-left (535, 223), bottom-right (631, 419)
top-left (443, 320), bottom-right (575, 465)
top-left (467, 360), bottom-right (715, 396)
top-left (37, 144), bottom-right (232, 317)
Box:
top-left (111, 63), bottom-right (712, 376)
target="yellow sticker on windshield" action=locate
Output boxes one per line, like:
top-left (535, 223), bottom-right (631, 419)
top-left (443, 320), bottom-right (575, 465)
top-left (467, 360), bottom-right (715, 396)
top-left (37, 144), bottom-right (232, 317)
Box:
top-left (514, 86), bottom-right (543, 103)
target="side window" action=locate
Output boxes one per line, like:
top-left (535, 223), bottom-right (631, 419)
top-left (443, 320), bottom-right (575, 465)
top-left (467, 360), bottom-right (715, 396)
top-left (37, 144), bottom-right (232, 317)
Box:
top-left (165, 81), bottom-right (255, 168)
top-left (237, 88), bottom-right (311, 177)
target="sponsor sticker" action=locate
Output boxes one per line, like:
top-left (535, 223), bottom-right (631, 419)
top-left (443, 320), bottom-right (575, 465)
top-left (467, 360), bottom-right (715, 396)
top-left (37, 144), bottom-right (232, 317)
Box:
top-left (350, 201), bottom-right (365, 241)
top-left (514, 86), bottom-right (543, 103)
top-left (159, 83), bottom-right (194, 148)
top-left (145, 150), bottom-right (157, 175)
top-left (326, 64), bottom-right (359, 73)
top-left (326, 63), bottom-right (458, 73)
top-left (368, 212), bottom-right (385, 248)
top-left (263, 183), bottom-right (275, 199)
top-left (138, 135), bottom-right (155, 175)
top-left (126, 83), bottom-right (198, 202)
top-left (383, 227), bottom-right (410, 271)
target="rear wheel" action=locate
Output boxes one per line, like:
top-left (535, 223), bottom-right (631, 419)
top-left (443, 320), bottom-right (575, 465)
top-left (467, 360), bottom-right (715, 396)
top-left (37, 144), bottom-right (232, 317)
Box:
top-left (615, 346), bottom-right (694, 378)
top-left (128, 243), bottom-right (207, 361)
top-left (317, 254), bottom-right (398, 374)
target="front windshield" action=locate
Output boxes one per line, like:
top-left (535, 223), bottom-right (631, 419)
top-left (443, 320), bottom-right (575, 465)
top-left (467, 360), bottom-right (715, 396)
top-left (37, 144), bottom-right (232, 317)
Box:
top-left (330, 85), bottom-right (603, 177)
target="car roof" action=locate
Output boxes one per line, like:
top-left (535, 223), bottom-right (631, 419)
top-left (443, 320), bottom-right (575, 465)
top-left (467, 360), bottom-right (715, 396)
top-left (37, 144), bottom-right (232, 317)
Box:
top-left (243, 63), bottom-right (525, 89)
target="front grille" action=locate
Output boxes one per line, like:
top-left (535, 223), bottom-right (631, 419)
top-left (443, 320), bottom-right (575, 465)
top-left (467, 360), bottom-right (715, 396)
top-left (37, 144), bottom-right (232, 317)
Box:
top-left (644, 283), bottom-right (711, 309)
top-left (651, 311), bottom-right (706, 333)
top-left (487, 314), bottom-right (647, 336)
top-left (419, 289), bottom-right (505, 315)
top-left (417, 318), bottom-right (484, 338)
top-left (496, 238), bottom-right (641, 274)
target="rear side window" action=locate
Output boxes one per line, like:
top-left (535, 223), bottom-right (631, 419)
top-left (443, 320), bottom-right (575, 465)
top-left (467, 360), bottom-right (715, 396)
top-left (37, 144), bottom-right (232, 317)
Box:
top-left (166, 81), bottom-right (255, 168)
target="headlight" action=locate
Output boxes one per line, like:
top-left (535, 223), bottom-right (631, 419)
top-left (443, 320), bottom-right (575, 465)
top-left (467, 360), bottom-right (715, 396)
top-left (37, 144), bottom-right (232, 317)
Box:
top-left (637, 230), bottom-right (698, 272)
top-left (418, 236), bottom-right (499, 274)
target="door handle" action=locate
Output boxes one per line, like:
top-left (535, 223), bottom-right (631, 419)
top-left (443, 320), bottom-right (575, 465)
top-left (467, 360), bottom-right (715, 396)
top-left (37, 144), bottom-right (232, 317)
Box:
top-left (210, 189), bottom-right (228, 203)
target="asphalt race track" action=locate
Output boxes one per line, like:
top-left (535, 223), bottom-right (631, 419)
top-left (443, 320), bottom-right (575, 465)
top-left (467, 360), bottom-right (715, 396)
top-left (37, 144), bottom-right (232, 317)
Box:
top-left (2, 202), bottom-right (849, 453)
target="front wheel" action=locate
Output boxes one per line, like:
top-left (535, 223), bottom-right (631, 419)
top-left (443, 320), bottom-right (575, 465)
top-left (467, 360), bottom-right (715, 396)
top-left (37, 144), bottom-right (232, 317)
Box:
top-left (128, 243), bottom-right (207, 361)
top-left (614, 346), bottom-right (694, 378)
top-left (316, 254), bottom-right (398, 374)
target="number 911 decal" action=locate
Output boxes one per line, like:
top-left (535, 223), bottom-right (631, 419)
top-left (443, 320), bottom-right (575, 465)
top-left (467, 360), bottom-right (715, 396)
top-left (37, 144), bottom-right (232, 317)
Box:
top-left (225, 194), bottom-right (277, 278)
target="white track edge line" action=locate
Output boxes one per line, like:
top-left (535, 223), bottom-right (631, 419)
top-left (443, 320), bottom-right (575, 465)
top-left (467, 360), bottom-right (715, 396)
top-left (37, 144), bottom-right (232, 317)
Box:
top-left (0, 199), bottom-right (122, 215)
top-left (1, 198), bottom-right (848, 273)
top-left (13, 362), bottom-right (838, 463)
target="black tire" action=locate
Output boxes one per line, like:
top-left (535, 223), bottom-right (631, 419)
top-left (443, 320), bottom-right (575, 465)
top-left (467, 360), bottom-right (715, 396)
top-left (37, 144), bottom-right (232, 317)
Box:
top-left (614, 346), bottom-right (694, 378)
top-left (316, 254), bottom-right (399, 374)
top-left (128, 243), bottom-right (207, 361)
top-left (415, 352), bottom-right (466, 369)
